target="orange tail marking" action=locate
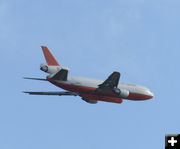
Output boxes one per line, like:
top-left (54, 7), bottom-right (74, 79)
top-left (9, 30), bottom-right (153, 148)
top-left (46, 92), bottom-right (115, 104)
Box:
top-left (41, 46), bottom-right (60, 66)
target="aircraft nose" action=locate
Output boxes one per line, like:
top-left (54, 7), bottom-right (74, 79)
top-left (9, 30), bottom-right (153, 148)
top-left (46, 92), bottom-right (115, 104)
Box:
top-left (146, 90), bottom-right (154, 99)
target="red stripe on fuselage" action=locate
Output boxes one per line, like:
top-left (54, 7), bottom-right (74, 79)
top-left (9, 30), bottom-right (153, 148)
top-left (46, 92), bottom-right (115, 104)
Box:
top-left (127, 93), bottom-right (153, 100)
top-left (80, 94), bottom-right (123, 104)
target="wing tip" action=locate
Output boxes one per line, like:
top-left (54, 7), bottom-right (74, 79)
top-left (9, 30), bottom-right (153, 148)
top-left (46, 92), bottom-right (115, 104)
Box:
top-left (23, 91), bottom-right (30, 94)
top-left (113, 71), bottom-right (120, 74)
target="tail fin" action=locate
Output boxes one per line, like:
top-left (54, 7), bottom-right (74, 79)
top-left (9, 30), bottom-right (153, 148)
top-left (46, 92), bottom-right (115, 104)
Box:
top-left (41, 46), bottom-right (60, 66)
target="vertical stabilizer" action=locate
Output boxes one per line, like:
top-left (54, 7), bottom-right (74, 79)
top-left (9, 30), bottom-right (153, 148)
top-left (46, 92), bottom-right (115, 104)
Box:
top-left (41, 46), bottom-right (60, 66)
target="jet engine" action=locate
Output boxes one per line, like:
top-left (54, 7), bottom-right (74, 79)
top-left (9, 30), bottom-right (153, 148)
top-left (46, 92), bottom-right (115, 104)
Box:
top-left (113, 88), bottom-right (129, 98)
top-left (40, 63), bottom-right (48, 72)
top-left (40, 63), bottom-right (69, 74)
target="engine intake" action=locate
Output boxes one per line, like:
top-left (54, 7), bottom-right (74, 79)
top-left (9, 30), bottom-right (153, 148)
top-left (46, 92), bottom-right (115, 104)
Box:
top-left (113, 88), bottom-right (129, 98)
top-left (40, 64), bottom-right (48, 72)
top-left (40, 63), bottom-right (69, 74)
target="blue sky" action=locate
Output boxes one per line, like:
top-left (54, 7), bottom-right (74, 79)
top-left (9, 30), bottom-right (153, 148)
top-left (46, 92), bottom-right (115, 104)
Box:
top-left (0, 0), bottom-right (180, 148)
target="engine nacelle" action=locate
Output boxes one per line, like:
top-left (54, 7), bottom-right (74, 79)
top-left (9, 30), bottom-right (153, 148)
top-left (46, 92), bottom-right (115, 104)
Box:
top-left (40, 63), bottom-right (48, 72)
top-left (40, 63), bottom-right (69, 74)
top-left (113, 88), bottom-right (129, 98)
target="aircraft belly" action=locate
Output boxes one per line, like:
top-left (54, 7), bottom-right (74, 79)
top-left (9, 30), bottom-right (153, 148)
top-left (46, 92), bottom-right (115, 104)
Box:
top-left (80, 94), bottom-right (123, 104)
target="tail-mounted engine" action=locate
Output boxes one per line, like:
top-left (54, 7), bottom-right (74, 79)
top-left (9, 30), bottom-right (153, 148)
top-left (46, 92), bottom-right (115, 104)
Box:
top-left (40, 63), bottom-right (69, 74)
top-left (40, 63), bottom-right (49, 72)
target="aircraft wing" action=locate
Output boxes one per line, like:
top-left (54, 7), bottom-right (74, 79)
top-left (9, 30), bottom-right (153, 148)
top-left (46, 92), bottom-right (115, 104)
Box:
top-left (23, 91), bottom-right (78, 96)
top-left (96, 71), bottom-right (120, 92)
top-left (23, 77), bottom-right (47, 81)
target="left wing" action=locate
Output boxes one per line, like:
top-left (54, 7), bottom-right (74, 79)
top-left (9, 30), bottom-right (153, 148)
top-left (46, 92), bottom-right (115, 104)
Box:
top-left (23, 91), bottom-right (78, 96)
top-left (23, 77), bottom-right (47, 81)
top-left (95, 71), bottom-right (120, 93)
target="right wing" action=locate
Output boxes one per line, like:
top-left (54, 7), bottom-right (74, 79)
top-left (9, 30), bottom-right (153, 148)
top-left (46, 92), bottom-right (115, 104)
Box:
top-left (97, 71), bottom-right (120, 91)
top-left (23, 91), bottom-right (78, 96)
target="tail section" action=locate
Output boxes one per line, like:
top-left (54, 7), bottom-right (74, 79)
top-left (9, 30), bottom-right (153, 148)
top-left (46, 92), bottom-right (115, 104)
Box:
top-left (40, 46), bottom-right (69, 76)
top-left (41, 46), bottom-right (60, 66)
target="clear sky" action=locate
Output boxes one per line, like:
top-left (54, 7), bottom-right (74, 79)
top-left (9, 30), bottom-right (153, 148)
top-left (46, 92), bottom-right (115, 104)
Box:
top-left (0, 0), bottom-right (180, 148)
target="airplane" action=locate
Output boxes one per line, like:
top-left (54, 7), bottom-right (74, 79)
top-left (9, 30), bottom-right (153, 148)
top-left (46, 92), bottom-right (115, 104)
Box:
top-left (23, 46), bottom-right (154, 104)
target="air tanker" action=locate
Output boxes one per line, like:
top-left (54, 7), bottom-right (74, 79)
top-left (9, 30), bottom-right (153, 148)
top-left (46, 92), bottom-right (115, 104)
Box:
top-left (24, 46), bottom-right (154, 104)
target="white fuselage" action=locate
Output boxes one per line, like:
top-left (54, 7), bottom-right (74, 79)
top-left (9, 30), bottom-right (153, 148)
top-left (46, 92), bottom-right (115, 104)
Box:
top-left (54, 76), bottom-right (154, 98)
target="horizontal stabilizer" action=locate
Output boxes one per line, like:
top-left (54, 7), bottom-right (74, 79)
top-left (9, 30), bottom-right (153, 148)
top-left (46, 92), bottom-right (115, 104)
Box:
top-left (23, 77), bottom-right (47, 81)
top-left (23, 91), bottom-right (78, 96)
